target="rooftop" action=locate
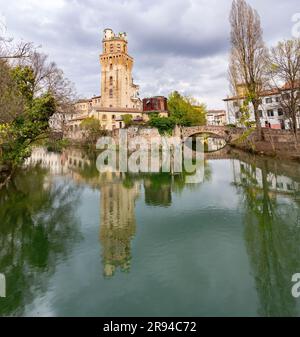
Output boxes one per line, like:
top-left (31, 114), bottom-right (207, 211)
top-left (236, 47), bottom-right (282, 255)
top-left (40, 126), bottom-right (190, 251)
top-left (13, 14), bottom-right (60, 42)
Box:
top-left (223, 82), bottom-right (300, 102)
top-left (207, 110), bottom-right (226, 115)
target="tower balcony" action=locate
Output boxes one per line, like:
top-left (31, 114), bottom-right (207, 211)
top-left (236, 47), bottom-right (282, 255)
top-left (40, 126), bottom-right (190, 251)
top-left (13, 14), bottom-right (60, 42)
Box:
top-left (131, 96), bottom-right (139, 102)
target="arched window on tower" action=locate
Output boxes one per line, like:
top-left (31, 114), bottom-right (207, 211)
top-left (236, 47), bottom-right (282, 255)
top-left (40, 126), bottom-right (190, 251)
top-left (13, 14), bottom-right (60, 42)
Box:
top-left (109, 76), bottom-right (113, 86)
top-left (109, 89), bottom-right (113, 98)
top-left (110, 63), bottom-right (113, 70)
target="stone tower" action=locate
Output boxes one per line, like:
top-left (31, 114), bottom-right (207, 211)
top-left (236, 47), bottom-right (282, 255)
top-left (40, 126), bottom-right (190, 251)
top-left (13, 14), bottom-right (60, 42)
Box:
top-left (100, 28), bottom-right (141, 109)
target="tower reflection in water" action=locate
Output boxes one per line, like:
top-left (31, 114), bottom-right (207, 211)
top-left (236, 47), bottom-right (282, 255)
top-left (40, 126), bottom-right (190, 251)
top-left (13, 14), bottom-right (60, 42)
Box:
top-left (26, 146), bottom-right (210, 278)
top-left (99, 172), bottom-right (139, 278)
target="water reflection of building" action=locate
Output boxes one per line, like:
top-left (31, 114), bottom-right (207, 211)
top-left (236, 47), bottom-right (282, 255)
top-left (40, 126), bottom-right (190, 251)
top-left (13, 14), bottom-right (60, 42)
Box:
top-left (205, 137), bottom-right (226, 152)
top-left (25, 147), bottom-right (92, 178)
top-left (25, 147), bottom-right (69, 175)
top-left (99, 173), bottom-right (140, 277)
top-left (26, 147), bottom-right (206, 278)
top-left (232, 160), bottom-right (300, 195)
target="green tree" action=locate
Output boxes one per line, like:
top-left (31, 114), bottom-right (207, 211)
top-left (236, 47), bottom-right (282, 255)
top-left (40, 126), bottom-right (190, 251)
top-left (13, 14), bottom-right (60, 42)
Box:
top-left (1, 66), bottom-right (56, 175)
top-left (122, 114), bottom-right (133, 128)
top-left (149, 91), bottom-right (206, 134)
top-left (149, 115), bottom-right (176, 135)
top-left (168, 91), bottom-right (206, 126)
top-left (80, 116), bottom-right (104, 145)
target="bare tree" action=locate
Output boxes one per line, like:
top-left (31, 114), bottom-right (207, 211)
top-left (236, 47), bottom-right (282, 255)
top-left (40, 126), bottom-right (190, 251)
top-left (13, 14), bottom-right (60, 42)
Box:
top-left (18, 52), bottom-right (76, 129)
top-left (269, 39), bottom-right (300, 138)
top-left (229, 0), bottom-right (268, 140)
top-left (0, 20), bottom-right (33, 60)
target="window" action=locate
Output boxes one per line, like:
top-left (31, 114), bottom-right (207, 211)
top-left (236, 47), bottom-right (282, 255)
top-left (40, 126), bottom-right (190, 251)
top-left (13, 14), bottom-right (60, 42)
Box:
top-left (109, 89), bottom-right (113, 98)
top-left (112, 115), bottom-right (116, 120)
top-left (276, 96), bottom-right (280, 103)
top-left (110, 63), bottom-right (113, 70)
top-left (102, 114), bottom-right (107, 121)
top-left (266, 97), bottom-right (272, 104)
top-left (258, 110), bottom-right (263, 118)
top-left (267, 110), bottom-right (274, 117)
top-left (278, 108), bottom-right (284, 116)
top-left (109, 76), bottom-right (113, 85)
top-left (276, 182), bottom-right (284, 189)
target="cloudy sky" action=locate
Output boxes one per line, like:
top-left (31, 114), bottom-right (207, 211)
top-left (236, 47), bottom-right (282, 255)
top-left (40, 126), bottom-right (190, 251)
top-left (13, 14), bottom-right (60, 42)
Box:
top-left (0, 0), bottom-right (299, 109)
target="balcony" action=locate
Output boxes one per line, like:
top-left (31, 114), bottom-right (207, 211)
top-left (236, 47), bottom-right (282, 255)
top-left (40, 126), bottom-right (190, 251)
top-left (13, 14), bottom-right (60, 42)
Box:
top-left (131, 95), bottom-right (139, 102)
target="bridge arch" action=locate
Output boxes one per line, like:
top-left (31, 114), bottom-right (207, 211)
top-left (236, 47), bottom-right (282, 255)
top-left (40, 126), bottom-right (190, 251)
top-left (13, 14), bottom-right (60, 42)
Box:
top-left (180, 126), bottom-right (243, 143)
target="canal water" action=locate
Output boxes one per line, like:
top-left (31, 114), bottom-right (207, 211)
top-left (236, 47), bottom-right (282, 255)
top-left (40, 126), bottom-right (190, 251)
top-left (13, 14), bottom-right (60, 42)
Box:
top-left (0, 146), bottom-right (300, 317)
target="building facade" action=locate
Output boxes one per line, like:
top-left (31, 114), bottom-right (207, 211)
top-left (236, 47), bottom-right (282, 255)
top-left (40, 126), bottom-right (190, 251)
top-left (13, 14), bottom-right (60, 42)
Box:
top-left (206, 110), bottom-right (227, 126)
top-left (66, 28), bottom-right (143, 135)
top-left (100, 29), bottom-right (141, 109)
top-left (142, 96), bottom-right (169, 121)
top-left (224, 85), bottom-right (300, 129)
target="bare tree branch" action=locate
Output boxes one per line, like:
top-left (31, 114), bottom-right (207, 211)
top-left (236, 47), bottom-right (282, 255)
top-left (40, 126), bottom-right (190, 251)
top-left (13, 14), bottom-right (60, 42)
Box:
top-left (229, 0), bottom-right (268, 139)
top-left (268, 39), bottom-right (300, 138)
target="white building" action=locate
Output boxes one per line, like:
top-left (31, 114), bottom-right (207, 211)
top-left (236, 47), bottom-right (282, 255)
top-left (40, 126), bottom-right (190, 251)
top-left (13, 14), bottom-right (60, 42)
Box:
top-left (206, 110), bottom-right (227, 126)
top-left (224, 85), bottom-right (300, 129)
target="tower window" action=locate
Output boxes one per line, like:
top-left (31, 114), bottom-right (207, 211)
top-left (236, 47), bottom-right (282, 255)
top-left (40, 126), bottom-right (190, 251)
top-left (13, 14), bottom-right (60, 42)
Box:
top-left (110, 63), bottom-right (113, 70)
top-left (109, 89), bottom-right (113, 98)
top-left (109, 76), bottom-right (113, 85)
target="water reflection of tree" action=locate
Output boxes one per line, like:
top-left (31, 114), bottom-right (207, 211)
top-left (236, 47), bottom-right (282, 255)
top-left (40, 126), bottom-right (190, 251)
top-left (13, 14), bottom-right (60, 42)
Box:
top-left (66, 148), bottom-right (213, 278)
top-left (233, 158), bottom-right (300, 317)
top-left (0, 166), bottom-right (81, 316)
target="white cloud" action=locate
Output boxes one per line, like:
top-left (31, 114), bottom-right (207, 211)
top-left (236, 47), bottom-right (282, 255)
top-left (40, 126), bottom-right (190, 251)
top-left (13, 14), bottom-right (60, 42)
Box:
top-left (0, 0), bottom-right (299, 109)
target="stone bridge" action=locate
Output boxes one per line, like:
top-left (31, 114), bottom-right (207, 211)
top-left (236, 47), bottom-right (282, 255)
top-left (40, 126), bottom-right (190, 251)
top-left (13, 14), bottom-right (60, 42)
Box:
top-left (179, 126), bottom-right (244, 143)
